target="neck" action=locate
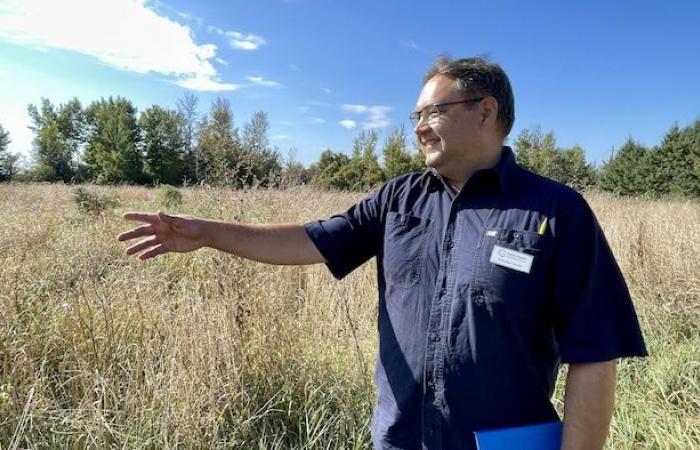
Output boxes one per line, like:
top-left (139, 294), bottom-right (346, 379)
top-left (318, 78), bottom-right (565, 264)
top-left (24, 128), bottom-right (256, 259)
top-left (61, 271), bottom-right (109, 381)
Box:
top-left (443, 144), bottom-right (504, 191)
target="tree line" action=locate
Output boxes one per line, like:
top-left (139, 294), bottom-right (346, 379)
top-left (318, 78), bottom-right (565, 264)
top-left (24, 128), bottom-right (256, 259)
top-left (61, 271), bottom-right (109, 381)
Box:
top-left (0, 95), bottom-right (697, 197)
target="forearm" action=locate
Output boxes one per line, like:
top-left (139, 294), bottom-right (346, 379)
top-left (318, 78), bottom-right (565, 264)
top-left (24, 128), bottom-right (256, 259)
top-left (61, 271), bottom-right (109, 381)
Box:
top-left (561, 361), bottom-right (616, 450)
top-left (201, 220), bottom-right (326, 265)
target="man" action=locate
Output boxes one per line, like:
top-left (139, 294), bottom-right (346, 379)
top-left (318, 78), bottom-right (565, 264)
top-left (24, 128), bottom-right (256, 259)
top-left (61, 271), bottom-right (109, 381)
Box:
top-left (119, 57), bottom-right (647, 450)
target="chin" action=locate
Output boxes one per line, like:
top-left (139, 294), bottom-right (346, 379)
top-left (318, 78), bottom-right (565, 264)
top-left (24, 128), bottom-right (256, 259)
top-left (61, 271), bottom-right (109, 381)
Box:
top-left (424, 153), bottom-right (443, 170)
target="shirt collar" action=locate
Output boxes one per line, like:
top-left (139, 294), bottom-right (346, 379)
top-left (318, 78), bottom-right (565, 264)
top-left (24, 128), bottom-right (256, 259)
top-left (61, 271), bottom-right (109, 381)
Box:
top-left (423, 146), bottom-right (518, 194)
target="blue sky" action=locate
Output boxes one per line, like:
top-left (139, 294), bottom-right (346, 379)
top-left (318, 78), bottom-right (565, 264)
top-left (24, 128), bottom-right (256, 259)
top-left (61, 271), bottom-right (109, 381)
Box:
top-left (1, 0), bottom-right (698, 166)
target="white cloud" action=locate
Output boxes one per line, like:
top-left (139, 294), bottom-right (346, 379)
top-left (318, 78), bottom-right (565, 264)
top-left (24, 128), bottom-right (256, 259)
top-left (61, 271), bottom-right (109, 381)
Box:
top-left (311, 117), bottom-right (326, 124)
top-left (298, 106), bottom-right (310, 114)
top-left (226, 31), bottom-right (266, 51)
top-left (271, 135), bottom-right (290, 140)
top-left (323, 87), bottom-right (332, 94)
top-left (0, 0), bottom-right (235, 91)
top-left (175, 11), bottom-right (203, 27)
top-left (400, 39), bottom-right (420, 50)
top-left (215, 57), bottom-right (229, 66)
top-left (176, 76), bottom-right (240, 92)
top-left (207, 25), bottom-right (225, 35)
top-left (247, 75), bottom-right (282, 88)
top-left (341, 104), bottom-right (392, 129)
top-left (339, 119), bottom-right (357, 129)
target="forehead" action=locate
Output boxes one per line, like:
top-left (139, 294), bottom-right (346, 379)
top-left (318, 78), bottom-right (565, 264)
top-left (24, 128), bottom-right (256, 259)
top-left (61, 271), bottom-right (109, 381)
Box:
top-left (415, 75), bottom-right (462, 110)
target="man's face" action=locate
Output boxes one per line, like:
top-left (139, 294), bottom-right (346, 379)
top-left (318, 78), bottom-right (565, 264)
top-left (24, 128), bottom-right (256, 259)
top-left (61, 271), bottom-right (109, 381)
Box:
top-left (413, 75), bottom-right (483, 179)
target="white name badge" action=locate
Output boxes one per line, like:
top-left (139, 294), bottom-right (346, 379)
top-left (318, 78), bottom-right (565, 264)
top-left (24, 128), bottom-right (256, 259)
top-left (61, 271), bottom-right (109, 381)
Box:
top-left (489, 245), bottom-right (534, 274)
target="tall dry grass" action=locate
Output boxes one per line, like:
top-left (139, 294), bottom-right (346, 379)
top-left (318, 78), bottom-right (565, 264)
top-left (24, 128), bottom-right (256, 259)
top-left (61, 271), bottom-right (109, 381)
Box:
top-left (0, 183), bottom-right (697, 449)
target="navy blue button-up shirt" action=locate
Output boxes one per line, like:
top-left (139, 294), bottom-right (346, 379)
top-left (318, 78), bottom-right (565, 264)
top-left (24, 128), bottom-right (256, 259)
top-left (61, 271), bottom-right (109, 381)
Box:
top-left (303, 147), bottom-right (647, 450)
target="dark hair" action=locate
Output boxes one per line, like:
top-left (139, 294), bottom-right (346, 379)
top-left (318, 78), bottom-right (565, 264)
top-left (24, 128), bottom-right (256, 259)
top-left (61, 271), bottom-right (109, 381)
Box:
top-left (425, 56), bottom-right (515, 137)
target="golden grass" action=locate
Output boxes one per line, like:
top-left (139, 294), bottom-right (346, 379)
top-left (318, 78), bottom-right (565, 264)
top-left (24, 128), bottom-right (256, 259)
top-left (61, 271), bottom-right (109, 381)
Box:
top-left (0, 183), bottom-right (698, 449)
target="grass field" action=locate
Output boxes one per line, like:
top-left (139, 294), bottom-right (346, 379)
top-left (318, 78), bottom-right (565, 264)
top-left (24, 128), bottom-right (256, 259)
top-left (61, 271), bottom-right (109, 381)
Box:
top-left (0, 183), bottom-right (698, 449)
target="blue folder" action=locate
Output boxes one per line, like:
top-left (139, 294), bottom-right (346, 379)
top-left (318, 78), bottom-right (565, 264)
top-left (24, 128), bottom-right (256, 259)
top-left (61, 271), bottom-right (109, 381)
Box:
top-left (474, 421), bottom-right (562, 450)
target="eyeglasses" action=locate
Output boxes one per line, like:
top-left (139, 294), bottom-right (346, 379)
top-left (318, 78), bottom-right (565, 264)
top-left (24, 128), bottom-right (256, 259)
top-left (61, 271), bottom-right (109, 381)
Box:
top-left (409, 97), bottom-right (486, 127)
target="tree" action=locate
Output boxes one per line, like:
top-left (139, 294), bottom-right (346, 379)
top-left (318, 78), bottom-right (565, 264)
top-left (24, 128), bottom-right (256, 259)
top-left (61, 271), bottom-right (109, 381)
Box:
top-left (279, 148), bottom-right (311, 187)
top-left (139, 105), bottom-right (186, 185)
top-left (648, 121), bottom-right (700, 196)
top-left (0, 123), bottom-right (19, 181)
top-left (514, 126), bottom-right (559, 177)
top-left (334, 129), bottom-right (384, 191)
top-left (310, 149), bottom-right (352, 190)
top-left (598, 138), bottom-right (653, 195)
top-left (240, 111), bottom-right (281, 187)
top-left (84, 97), bottom-right (143, 183)
top-left (177, 92), bottom-right (200, 182)
top-left (514, 126), bottom-right (595, 190)
top-left (382, 126), bottom-right (424, 179)
top-left (196, 97), bottom-right (240, 186)
top-left (27, 98), bottom-right (84, 182)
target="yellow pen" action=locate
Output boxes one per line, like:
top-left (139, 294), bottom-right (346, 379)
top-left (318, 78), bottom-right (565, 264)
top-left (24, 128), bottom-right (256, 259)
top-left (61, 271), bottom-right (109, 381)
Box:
top-left (537, 217), bottom-right (548, 235)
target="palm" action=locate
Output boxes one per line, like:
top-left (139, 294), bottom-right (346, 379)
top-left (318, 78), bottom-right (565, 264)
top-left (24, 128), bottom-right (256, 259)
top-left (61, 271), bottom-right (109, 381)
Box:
top-left (118, 212), bottom-right (205, 259)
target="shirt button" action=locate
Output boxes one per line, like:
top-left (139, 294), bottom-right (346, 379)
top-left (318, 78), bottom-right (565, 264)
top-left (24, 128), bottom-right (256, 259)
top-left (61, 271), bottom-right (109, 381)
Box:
top-left (447, 241), bottom-right (454, 249)
top-left (426, 380), bottom-right (435, 390)
top-left (430, 332), bottom-right (441, 342)
top-left (440, 288), bottom-right (447, 296)
top-left (513, 231), bottom-right (522, 240)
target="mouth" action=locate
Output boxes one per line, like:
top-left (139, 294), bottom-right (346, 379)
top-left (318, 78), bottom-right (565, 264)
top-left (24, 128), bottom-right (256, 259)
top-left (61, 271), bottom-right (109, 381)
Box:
top-left (422, 138), bottom-right (440, 147)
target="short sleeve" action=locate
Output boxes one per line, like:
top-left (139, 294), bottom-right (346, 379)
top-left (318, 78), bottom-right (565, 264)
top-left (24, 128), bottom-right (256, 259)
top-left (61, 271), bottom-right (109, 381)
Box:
top-left (550, 194), bottom-right (648, 363)
top-left (303, 189), bottom-right (383, 280)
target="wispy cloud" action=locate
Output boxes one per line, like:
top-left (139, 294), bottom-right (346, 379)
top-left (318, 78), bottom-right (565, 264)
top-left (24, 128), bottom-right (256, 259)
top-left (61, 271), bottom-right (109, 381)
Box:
top-left (323, 87), bottom-right (332, 94)
top-left (400, 39), bottom-right (420, 50)
top-left (215, 57), bottom-right (229, 66)
top-left (339, 119), bottom-right (357, 129)
top-left (247, 75), bottom-right (282, 88)
top-left (341, 104), bottom-right (392, 129)
top-left (226, 31), bottom-right (266, 51)
top-left (177, 77), bottom-right (240, 92)
top-left (271, 135), bottom-right (290, 141)
top-left (311, 117), bottom-right (326, 124)
top-left (0, 0), bottom-right (235, 91)
top-left (207, 26), bottom-right (266, 51)
top-left (175, 10), bottom-right (203, 27)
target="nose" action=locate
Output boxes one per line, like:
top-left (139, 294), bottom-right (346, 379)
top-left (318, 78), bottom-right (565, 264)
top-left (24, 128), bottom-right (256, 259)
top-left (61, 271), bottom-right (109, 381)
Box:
top-left (414, 118), bottom-right (431, 136)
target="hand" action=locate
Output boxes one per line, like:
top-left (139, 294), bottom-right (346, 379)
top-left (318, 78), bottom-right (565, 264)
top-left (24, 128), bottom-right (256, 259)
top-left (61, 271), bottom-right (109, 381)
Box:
top-left (118, 211), bottom-right (208, 260)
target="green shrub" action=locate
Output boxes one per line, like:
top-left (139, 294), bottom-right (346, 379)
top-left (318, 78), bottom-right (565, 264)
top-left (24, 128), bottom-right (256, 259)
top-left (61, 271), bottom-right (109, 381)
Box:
top-left (72, 186), bottom-right (120, 215)
top-left (157, 184), bottom-right (183, 209)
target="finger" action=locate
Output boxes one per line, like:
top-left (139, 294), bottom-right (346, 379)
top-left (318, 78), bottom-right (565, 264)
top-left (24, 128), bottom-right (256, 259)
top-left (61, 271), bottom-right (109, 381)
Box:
top-left (126, 236), bottom-right (160, 256)
top-left (138, 244), bottom-right (166, 260)
top-left (123, 212), bottom-right (160, 224)
top-left (118, 224), bottom-right (155, 242)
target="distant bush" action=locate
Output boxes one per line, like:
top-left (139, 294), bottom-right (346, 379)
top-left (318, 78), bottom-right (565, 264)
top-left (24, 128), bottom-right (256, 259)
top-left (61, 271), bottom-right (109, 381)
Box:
top-left (157, 184), bottom-right (183, 209)
top-left (72, 186), bottom-right (120, 215)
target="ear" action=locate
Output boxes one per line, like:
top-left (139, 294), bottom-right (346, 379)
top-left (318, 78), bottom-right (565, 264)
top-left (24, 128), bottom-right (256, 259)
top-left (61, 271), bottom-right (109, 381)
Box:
top-left (479, 96), bottom-right (499, 129)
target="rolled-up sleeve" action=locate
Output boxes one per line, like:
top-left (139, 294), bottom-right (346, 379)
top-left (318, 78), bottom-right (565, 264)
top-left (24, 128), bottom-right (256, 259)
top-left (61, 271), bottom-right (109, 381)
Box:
top-left (303, 190), bottom-right (383, 280)
top-left (550, 193), bottom-right (648, 363)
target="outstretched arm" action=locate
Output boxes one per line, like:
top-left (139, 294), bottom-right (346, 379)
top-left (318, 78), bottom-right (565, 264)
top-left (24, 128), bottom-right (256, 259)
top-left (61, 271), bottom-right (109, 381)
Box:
top-left (118, 211), bottom-right (326, 265)
top-left (560, 360), bottom-right (616, 450)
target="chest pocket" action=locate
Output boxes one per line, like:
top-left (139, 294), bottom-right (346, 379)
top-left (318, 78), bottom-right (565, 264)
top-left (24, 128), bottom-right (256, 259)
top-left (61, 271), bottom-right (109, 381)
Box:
top-left (476, 229), bottom-right (553, 305)
top-left (382, 212), bottom-right (431, 287)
